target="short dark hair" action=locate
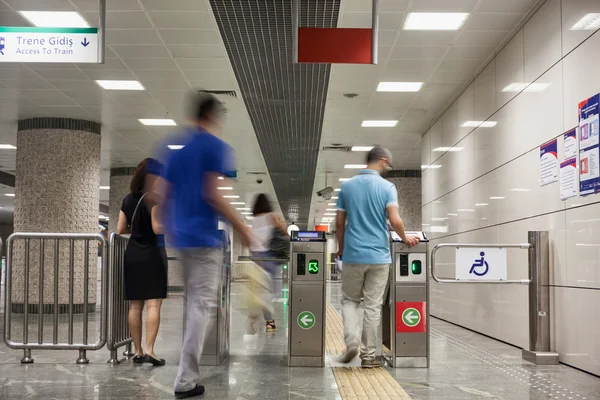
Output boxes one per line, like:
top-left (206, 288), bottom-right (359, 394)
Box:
top-left (187, 92), bottom-right (224, 122)
top-left (130, 158), bottom-right (154, 195)
top-left (366, 146), bottom-right (392, 164)
top-left (252, 193), bottom-right (273, 216)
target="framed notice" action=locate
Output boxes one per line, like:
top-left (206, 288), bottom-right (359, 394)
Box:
top-left (540, 139), bottom-right (558, 186)
top-left (564, 128), bottom-right (577, 159)
top-left (579, 94), bottom-right (600, 195)
top-left (560, 158), bottom-right (578, 200)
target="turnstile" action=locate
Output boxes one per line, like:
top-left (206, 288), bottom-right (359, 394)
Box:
top-left (198, 229), bottom-right (231, 365)
top-left (382, 231), bottom-right (429, 368)
top-left (288, 231), bottom-right (327, 367)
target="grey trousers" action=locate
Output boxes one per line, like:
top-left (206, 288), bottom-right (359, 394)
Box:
top-left (174, 247), bottom-right (222, 392)
top-left (341, 263), bottom-right (390, 361)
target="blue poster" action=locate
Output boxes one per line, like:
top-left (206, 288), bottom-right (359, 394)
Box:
top-left (540, 139), bottom-right (558, 186)
top-left (578, 94), bottom-right (600, 195)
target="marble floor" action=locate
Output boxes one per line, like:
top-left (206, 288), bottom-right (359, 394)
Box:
top-left (0, 280), bottom-right (598, 399)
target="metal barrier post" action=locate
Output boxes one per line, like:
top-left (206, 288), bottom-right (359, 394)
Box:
top-left (2, 233), bottom-right (107, 364)
top-left (430, 231), bottom-right (559, 365)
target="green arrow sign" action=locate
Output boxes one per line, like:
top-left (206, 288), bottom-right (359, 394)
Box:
top-left (308, 260), bottom-right (319, 274)
top-left (297, 311), bottom-right (315, 329)
top-left (402, 308), bottom-right (421, 327)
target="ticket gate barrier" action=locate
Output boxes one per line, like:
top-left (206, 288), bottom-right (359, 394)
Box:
top-left (288, 231), bottom-right (327, 367)
top-left (382, 231), bottom-right (430, 368)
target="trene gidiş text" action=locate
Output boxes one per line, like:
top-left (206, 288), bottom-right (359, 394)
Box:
top-left (16, 36), bottom-right (75, 55)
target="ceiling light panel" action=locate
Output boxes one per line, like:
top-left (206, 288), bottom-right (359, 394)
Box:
top-left (351, 146), bottom-right (374, 152)
top-left (19, 11), bottom-right (90, 28)
top-left (168, 145), bottom-right (184, 150)
top-left (361, 120), bottom-right (398, 127)
top-left (0, 144), bottom-right (16, 149)
top-left (96, 80), bottom-right (145, 90)
top-left (344, 164), bottom-right (367, 169)
top-left (432, 147), bottom-right (463, 152)
top-left (571, 13), bottom-right (600, 30)
top-left (404, 13), bottom-right (469, 31)
top-left (139, 119), bottom-right (176, 126)
top-left (461, 121), bottom-right (497, 128)
top-left (376, 82), bottom-right (423, 92)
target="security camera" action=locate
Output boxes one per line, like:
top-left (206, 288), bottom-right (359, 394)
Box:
top-left (256, 179), bottom-right (263, 184)
top-left (316, 187), bottom-right (334, 200)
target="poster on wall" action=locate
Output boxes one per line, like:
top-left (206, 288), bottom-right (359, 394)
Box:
top-left (564, 128), bottom-right (577, 159)
top-left (540, 139), bottom-right (558, 186)
top-left (560, 158), bottom-right (578, 200)
top-left (578, 94), bottom-right (600, 195)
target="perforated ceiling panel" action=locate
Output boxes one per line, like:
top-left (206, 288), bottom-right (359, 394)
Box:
top-left (210, 0), bottom-right (341, 225)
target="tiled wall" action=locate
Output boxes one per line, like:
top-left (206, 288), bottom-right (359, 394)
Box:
top-left (421, 0), bottom-right (600, 375)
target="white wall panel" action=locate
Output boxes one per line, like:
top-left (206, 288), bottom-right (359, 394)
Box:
top-left (422, 0), bottom-right (600, 375)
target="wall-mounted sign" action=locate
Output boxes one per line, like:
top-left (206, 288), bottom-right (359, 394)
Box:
top-left (455, 247), bottom-right (507, 281)
top-left (0, 27), bottom-right (99, 63)
top-left (560, 158), bottom-right (578, 200)
top-left (564, 128), bottom-right (577, 159)
top-left (579, 94), bottom-right (600, 195)
top-left (540, 139), bottom-right (558, 186)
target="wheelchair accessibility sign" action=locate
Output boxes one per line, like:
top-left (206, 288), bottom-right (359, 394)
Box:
top-left (455, 247), bottom-right (507, 281)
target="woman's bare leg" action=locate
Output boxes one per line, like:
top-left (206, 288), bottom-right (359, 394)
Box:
top-left (128, 300), bottom-right (145, 356)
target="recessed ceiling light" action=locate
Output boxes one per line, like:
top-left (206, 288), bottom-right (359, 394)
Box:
top-left (351, 146), bottom-right (374, 152)
top-left (461, 121), bottom-right (497, 128)
top-left (361, 120), bottom-right (398, 127)
top-left (571, 13), bottom-right (600, 30)
top-left (139, 119), bottom-right (176, 126)
top-left (96, 80), bottom-right (145, 91)
top-left (344, 164), bottom-right (367, 169)
top-left (331, 196), bottom-right (338, 199)
top-left (324, 213), bottom-right (336, 216)
top-left (376, 82), bottom-right (423, 92)
top-left (217, 187), bottom-right (233, 190)
top-left (490, 196), bottom-right (506, 200)
top-left (404, 13), bottom-right (469, 31)
top-left (236, 208), bottom-right (251, 211)
top-left (241, 212), bottom-right (252, 215)
top-left (421, 165), bottom-right (442, 169)
top-left (502, 82), bottom-right (551, 93)
top-left (218, 176), bottom-right (225, 180)
top-left (223, 195), bottom-right (239, 199)
top-left (432, 147), bottom-right (463, 152)
top-left (326, 208), bottom-right (337, 211)
top-left (99, 186), bottom-right (110, 190)
top-left (245, 216), bottom-right (254, 220)
top-left (168, 145), bottom-right (184, 150)
top-left (510, 188), bottom-right (530, 192)
top-left (457, 209), bottom-right (475, 212)
top-left (230, 202), bottom-right (245, 205)
top-left (339, 178), bottom-right (350, 181)
top-left (334, 189), bottom-right (342, 192)
top-left (19, 11), bottom-right (90, 28)
top-left (475, 203), bottom-right (489, 206)
top-left (0, 144), bottom-right (16, 149)
top-left (328, 203), bottom-right (336, 206)
top-left (5, 194), bottom-right (14, 197)
top-left (447, 213), bottom-right (458, 217)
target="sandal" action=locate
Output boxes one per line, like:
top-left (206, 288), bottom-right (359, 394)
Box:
top-left (132, 354), bottom-right (145, 364)
top-left (144, 354), bottom-right (166, 367)
top-left (266, 320), bottom-right (277, 332)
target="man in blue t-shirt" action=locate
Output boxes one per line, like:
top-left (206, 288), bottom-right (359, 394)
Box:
top-left (148, 93), bottom-right (252, 399)
top-left (336, 146), bottom-right (419, 368)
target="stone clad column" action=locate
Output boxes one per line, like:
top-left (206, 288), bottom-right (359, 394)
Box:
top-left (12, 118), bottom-right (101, 313)
top-left (386, 170), bottom-right (422, 231)
top-left (108, 167), bottom-right (134, 233)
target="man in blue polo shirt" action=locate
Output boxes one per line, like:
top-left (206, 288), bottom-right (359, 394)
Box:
top-left (149, 93), bottom-right (253, 398)
top-left (336, 146), bottom-right (419, 368)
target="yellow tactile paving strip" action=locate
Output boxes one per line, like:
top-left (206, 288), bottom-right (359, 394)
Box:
top-left (325, 302), bottom-right (413, 400)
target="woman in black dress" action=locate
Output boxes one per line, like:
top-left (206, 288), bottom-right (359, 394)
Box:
top-left (116, 158), bottom-right (167, 366)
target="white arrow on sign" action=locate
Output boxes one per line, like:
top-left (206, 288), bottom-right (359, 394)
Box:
top-left (404, 311), bottom-right (418, 324)
top-left (301, 314), bottom-right (313, 326)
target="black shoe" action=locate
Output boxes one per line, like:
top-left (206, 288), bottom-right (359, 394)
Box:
top-left (175, 384), bottom-right (205, 399)
top-left (132, 355), bottom-right (145, 364)
top-left (144, 354), bottom-right (166, 367)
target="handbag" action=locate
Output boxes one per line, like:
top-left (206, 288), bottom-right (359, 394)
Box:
top-left (267, 225), bottom-right (289, 259)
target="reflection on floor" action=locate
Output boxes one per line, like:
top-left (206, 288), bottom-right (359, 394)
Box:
top-left (0, 281), bottom-right (598, 399)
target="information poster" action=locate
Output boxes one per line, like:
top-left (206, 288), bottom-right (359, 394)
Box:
top-left (579, 94), bottom-right (600, 195)
top-left (560, 158), bottom-right (578, 200)
top-left (540, 139), bottom-right (558, 186)
top-left (564, 128), bottom-right (577, 159)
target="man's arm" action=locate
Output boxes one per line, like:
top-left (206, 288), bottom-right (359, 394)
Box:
top-left (335, 210), bottom-right (346, 257)
top-left (387, 206), bottom-right (419, 247)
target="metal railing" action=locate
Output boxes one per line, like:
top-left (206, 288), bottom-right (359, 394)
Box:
top-left (106, 233), bottom-right (133, 364)
top-left (430, 231), bottom-right (558, 365)
top-left (3, 233), bottom-right (108, 364)
top-left (326, 262), bottom-right (340, 282)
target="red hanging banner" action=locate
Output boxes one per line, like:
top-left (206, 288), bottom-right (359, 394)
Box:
top-left (297, 28), bottom-right (373, 64)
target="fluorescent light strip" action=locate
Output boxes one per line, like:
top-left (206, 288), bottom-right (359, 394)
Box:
top-left (326, 209), bottom-right (337, 211)
top-left (218, 177), bottom-right (225, 180)
top-left (404, 13), bottom-right (469, 31)
top-left (19, 11), bottom-right (90, 28)
top-left (502, 82), bottom-right (551, 93)
top-left (421, 165), bottom-right (442, 169)
top-left (457, 209), bottom-right (475, 212)
top-left (334, 189), bottom-right (341, 192)
top-left (96, 80), bottom-right (145, 91)
top-left (236, 208), bottom-right (251, 211)
top-left (376, 82), bottom-right (423, 92)
top-left (489, 196), bottom-right (505, 200)
top-left (361, 120), bottom-right (398, 127)
top-left (168, 145), bottom-right (184, 150)
top-left (510, 188), bottom-right (530, 192)
top-left (241, 212), bottom-right (252, 215)
top-left (433, 147), bottom-right (463, 152)
top-left (461, 121), bottom-right (497, 128)
top-left (571, 13), bottom-right (600, 30)
top-left (447, 213), bottom-right (458, 217)
top-left (351, 146), bottom-right (374, 152)
top-left (324, 213), bottom-right (336, 216)
top-left (475, 203), bottom-right (489, 206)
top-left (223, 195), bottom-right (239, 199)
top-left (339, 178), bottom-right (350, 181)
top-left (217, 187), bottom-right (233, 190)
top-left (344, 164), bottom-right (367, 169)
top-left (0, 144), bottom-right (16, 149)
top-left (230, 202), bottom-right (245, 205)
top-left (328, 203), bottom-right (336, 206)
top-left (139, 119), bottom-right (176, 126)
top-left (5, 194), bottom-right (14, 197)
top-left (99, 186), bottom-right (110, 190)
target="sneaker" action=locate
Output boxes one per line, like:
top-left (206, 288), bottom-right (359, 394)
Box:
top-left (337, 346), bottom-right (359, 364)
top-left (175, 384), bottom-right (205, 399)
top-left (361, 358), bottom-right (383, 369)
